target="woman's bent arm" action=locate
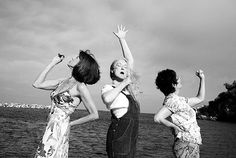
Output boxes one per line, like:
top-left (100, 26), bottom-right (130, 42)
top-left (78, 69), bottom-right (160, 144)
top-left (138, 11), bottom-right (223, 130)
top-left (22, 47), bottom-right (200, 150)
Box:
top-left (33, 55), bottom-right (64, 90)
top-left (70, 83), bottom-right (99, 126)
top-left (101, 77), bottom-right (131, 109)
top-left (188, 70), bottom-right (205, 107)
top-left (154, 107), bottom-right (183, 132)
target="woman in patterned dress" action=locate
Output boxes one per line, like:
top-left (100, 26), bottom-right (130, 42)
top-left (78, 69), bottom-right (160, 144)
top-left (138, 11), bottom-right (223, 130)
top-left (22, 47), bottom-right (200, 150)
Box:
top-left (154, 69), bottom-right (205, 158)
top-left (33, 50), bottom-right (100, 158)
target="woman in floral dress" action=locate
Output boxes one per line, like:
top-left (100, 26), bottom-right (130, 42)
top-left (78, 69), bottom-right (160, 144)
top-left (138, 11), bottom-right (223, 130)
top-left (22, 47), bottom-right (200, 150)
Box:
top-left (154, 69), bottom-right (205, 158)
top-left (33, 50), bottom-right (100, 158)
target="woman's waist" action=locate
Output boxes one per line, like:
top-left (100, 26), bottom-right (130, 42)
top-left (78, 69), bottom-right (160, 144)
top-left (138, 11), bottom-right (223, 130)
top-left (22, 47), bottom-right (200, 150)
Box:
top-left (111, 107), bottom-right (128, 118)
top-left (52, 102), bottom-right (76, 113)
top-left (111, 105), bottom-right (139, 117)
top-left (49, 108), bottom-right (70, 121)
top-left (111, 111), bottom-right (139, 121)
top-left (172, 117), bottom-right (199, 127)
top-left (52, 105), bottom-right (74, 116)
top-left (176, 122), bottom-right (200, 133)
top-left (176, 130), bottom-right (202, 144)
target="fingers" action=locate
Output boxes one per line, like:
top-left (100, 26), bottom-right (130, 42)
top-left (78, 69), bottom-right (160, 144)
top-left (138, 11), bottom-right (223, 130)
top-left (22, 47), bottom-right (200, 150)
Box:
top-left (117, 24), bottom-right (123, 31)
top-left (197, 69), bottom-right (203, 73)
top-left (117, 24), bottom-right (128, 32)
top-left (196, 69), bottom-right (203, 75)
top-left (58, 53), bottom-right (65, 59)
top-left (120, 24), bottom-right (125, 31)
top-left (196, 69), bottom-right (205, 78)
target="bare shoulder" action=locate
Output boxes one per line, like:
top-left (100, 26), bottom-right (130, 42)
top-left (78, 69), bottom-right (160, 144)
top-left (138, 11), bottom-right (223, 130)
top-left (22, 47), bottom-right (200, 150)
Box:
top-left (76, 82), bottom-right (89, 94)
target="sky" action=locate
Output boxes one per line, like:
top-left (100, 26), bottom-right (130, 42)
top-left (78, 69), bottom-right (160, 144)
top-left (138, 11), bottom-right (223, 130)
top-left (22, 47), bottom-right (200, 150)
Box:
top-left (0, 0), bottom-right (235, 114)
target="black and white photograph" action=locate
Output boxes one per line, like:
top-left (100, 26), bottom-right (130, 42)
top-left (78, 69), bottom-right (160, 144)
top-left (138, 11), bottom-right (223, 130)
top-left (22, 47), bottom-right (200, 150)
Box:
top-left (0, 0), bottom-right (236, 157)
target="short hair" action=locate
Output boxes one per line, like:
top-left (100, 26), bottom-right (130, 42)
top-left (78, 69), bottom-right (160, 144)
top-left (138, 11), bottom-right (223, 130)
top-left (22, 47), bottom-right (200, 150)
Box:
top-left (155, 69), bottom-right (178, 96)
top-left (72, 50), bottom-right (100, 85)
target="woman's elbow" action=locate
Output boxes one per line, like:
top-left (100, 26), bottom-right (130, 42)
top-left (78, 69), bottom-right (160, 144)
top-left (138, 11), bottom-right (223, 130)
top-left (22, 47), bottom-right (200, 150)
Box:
top-left (32, 83), bottom-right (40, 89)
top-left (92, 112), bottom-right (99, 120)
top-left (198, 96), bottom-right (205, 103)
top-left (197, 93), bottom-right (205, 101)
top-left (154, 114), bottom-right (162, 124)
top-left (101, 96), bottom-right (112, 108)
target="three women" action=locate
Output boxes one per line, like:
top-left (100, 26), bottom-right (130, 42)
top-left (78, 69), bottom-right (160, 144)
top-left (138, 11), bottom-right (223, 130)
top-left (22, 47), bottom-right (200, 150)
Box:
top-left (33, 25), bottom-right (205, 158)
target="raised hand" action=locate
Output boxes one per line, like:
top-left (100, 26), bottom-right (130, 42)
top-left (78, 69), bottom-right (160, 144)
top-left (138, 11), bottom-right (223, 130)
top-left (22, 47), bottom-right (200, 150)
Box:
top-left (113, 25), bottom-right (128, 39)
top-left (51, 53), bottom-right (65, 65)
top-left (196, 69), bottom-right (205, 79)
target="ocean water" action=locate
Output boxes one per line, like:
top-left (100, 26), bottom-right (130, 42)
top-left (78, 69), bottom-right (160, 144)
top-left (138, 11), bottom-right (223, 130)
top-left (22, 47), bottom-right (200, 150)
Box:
top-left (0, 107), bottom-right (236, 158)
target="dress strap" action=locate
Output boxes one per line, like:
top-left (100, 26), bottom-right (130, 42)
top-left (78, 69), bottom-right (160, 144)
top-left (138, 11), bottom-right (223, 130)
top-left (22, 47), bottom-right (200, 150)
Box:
top-left (112, 85), bottom-right (129, 96)
top-left (52, 78), bottom-right (76, 97)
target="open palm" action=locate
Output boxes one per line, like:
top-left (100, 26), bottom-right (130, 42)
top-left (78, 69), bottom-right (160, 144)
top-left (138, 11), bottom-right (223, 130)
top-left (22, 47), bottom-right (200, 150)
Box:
top-left (113, 25), bottom-right (128, 39)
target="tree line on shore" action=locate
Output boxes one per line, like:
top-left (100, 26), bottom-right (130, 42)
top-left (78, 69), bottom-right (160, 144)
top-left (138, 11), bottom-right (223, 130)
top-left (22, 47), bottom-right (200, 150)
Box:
top-left (197, 80), bottom-right (236, 123)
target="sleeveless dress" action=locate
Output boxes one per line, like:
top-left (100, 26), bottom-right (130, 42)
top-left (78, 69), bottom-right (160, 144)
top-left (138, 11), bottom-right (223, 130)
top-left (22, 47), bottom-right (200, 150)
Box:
top-left (34, 86), bottom-right (79, 158)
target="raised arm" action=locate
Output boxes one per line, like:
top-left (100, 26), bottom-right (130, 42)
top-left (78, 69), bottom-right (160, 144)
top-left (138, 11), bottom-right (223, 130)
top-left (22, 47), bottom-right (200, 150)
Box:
top-left (113, 25), bottom-right (134, 69)
top-left (32, 54), bottom-right (65, 90)
top-left (70, 83), bottom-right (99, 126)
top-left (188, 70), bottom-right (205, 107)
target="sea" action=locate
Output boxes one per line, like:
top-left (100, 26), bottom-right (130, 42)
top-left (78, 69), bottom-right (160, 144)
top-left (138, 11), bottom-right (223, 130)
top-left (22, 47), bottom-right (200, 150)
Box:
top-left (0, 107), bottom-right (236, 158)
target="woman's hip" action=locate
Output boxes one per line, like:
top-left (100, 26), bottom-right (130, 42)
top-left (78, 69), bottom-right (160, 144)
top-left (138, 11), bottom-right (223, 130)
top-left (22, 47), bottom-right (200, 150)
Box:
top-left (173, 138), bottom-right (200, 158)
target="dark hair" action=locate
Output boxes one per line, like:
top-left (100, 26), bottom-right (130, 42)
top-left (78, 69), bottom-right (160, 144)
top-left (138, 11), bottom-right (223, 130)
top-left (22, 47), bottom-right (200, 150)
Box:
top-left (155, 69), bottom-right (178, 96)
top-left (72, 50), bottom-right (100, 85)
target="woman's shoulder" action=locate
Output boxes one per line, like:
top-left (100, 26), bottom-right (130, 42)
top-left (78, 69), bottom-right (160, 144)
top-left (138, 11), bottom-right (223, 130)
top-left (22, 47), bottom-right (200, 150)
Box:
top-left (164, 94), bottom-right (182, 106)
top-left (101, 84), bottom-right (113, 93)
top-left (75, 82), bottom-right (87, 91)
top-left (163, 95), bottom-right (179, 112)
top-left (165, 93), bottom-right (177, 100)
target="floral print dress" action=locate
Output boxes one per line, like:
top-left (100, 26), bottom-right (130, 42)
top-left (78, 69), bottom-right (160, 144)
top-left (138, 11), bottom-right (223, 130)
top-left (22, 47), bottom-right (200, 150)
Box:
top-left (35, 89), bottom-right (79, 158)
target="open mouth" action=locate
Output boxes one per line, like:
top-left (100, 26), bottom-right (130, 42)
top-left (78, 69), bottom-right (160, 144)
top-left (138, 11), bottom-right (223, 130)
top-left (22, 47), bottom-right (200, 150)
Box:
top-left (120, 72), bottom-right (124, 75)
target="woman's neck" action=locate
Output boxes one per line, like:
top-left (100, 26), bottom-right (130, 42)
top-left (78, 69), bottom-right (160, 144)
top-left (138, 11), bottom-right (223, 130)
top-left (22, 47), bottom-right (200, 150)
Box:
top-left (69, 76), bottom-right (76, 82)
top-left (171, 91), bottom-right (179, 96)
top-left (175, 89), bottom-right (180, 95)
top-left (112, 80), bottom-right (122, 87)
top-left (167, 90), bottom-right (179, 97)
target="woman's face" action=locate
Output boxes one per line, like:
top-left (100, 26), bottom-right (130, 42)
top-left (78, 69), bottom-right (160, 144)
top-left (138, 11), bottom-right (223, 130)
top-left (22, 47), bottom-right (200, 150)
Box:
top-left (175, 76), bottom-right (182, 90)
top-left (67, 55), bottom-right (80, 68)
top-left (113, 59), bottom-right (128, 80)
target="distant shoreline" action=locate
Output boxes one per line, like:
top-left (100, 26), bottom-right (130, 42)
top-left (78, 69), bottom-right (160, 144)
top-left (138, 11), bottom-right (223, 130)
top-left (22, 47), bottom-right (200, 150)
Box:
top-left (0, 102), bottom-right (51, 109)
top-left (0, 102), bottom-right (217, 122)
